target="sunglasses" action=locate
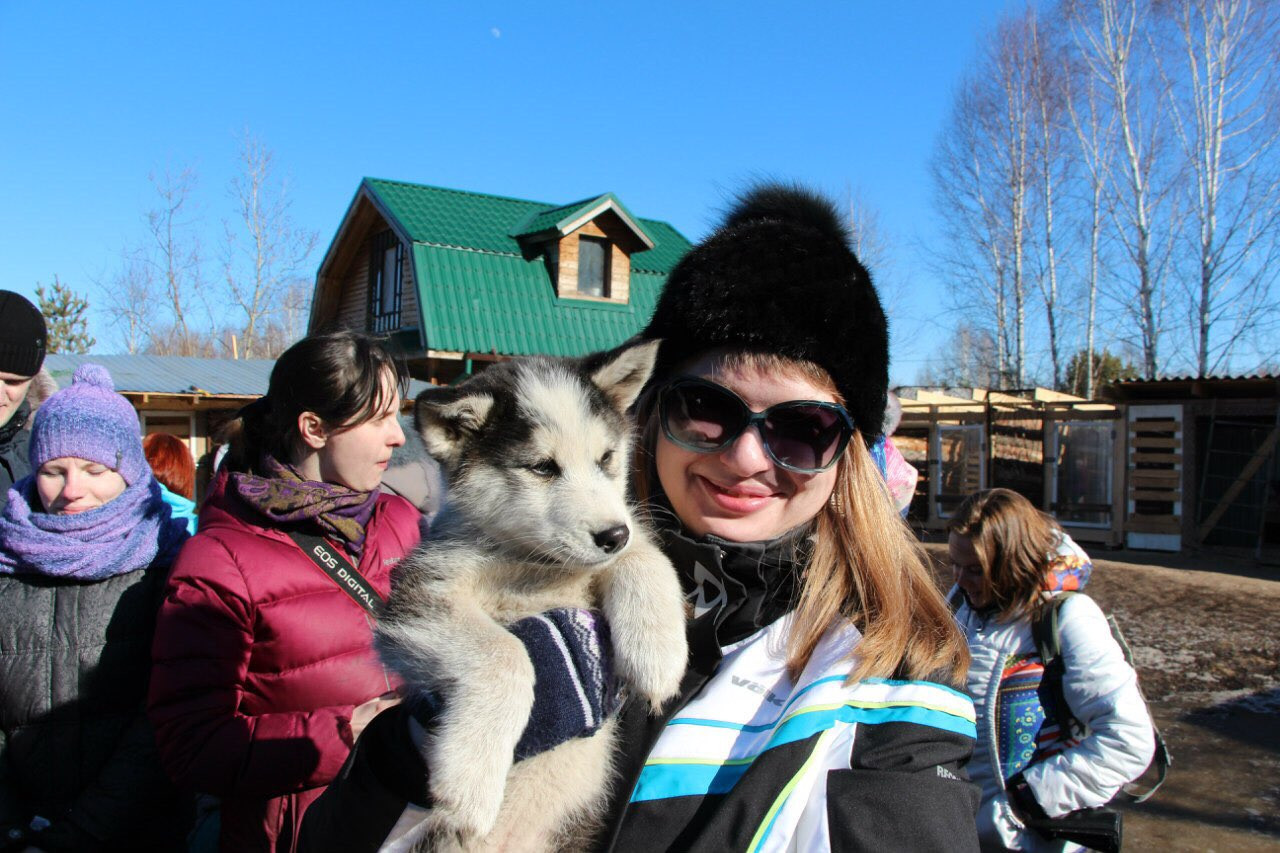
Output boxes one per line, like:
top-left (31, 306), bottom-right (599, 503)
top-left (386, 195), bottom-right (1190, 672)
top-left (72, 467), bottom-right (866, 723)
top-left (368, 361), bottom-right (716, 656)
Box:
top-left (658, 377), bottom-right (854, 473)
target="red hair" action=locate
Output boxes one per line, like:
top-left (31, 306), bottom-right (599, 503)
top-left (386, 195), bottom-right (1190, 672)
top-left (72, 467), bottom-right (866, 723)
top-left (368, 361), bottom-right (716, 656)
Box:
top-left (143, 432), bottom-right (195, 499)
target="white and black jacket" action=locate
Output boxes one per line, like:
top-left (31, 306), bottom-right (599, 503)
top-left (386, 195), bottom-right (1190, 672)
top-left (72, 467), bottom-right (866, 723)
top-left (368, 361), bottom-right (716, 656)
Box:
top-left (954, 575), bottom-right (1155, 851)
top-left (604, 615), bottom-right (980, 852)
top-left (300, 526), bottom-right (981, 852)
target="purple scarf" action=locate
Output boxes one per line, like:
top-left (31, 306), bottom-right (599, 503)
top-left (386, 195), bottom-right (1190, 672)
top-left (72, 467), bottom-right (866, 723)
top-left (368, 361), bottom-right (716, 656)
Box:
top-left (229, 454), bottom-right (378, 557)
top-left (0, 473), bottom-right (190, 580)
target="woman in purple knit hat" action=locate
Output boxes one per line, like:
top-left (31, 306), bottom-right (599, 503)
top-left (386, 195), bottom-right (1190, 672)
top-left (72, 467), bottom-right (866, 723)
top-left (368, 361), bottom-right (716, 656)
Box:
top-left (0, 363), bottom-right (191, 852)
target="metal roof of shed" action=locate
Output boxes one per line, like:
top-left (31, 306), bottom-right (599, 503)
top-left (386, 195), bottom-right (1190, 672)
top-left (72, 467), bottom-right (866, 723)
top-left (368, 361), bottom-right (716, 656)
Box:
top-left (44, 354), bottom-right (436, 400)
top-left (44, 354), bottom-right (276, 397)
top-left (1105, 374), bottom-right (1280, 401)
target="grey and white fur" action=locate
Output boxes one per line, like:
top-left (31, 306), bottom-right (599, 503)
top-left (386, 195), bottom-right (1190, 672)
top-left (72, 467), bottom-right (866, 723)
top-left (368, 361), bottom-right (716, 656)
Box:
top-left (374, 340), bottom-right (688, 852)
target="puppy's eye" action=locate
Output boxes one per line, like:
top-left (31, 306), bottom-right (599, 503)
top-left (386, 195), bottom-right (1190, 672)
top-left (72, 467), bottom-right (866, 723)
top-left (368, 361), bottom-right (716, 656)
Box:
top-left (599, 449), bottom-right (615, 468)
top-left (529, 459), bottom-right (561, 478)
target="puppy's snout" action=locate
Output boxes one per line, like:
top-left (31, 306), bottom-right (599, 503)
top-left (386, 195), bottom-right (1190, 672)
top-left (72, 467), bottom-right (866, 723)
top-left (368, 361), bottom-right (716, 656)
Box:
top-left (592, 524), bottom-right (630, 554)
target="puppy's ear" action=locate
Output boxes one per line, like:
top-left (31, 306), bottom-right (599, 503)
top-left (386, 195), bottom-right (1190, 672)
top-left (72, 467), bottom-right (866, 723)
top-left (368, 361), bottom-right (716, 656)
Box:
top-left (586, 339), bottom-right (661, 412)
top-left (415, 387), bottom-right (495, 467)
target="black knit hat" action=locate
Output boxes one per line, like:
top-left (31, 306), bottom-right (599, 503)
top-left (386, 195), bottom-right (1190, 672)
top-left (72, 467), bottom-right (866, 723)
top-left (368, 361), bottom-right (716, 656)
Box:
top-left (643, 183), bottom-right (889, 443)
top-left (0, 290), bottom-right (47, 377)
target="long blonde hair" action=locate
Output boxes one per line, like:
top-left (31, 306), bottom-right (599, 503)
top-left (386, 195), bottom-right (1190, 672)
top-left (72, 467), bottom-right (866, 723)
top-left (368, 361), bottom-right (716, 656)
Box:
top-left (634, 351), bottom-right (968, 684)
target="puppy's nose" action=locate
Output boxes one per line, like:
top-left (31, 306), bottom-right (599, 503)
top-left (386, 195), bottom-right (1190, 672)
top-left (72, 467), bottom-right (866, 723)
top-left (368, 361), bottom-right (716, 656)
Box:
top-left (593, 524), bottom-right (630, 554)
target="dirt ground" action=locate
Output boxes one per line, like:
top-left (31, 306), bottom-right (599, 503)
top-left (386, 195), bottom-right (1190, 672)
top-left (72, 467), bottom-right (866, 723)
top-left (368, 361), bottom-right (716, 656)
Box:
top-left (923, 544), bottom-right (1280, 852)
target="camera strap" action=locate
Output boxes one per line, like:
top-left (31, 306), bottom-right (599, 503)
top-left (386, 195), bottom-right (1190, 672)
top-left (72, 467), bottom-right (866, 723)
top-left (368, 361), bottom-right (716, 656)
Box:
top-left (288, 530), bottom-right (385, 615)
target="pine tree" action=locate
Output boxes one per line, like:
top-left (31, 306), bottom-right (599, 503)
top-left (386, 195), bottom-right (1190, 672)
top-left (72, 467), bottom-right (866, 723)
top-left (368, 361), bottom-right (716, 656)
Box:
top-left (1061, 348), bottom-right (1140, 397)
top-left (35, 277), bottom-right (96, 354)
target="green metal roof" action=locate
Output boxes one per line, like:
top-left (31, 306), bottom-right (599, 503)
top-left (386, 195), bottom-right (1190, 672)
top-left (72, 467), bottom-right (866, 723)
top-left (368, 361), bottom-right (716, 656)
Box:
top-left (412, 245), bottom-right (669, 357)
top-left (510, 192), bottom-right (653, 248)
top-left (362, 179), bottom-right (692, 357)
top-left (363, 179), bottom-right (684, 274)
top-left (512, 195), bottom-right (605, 237)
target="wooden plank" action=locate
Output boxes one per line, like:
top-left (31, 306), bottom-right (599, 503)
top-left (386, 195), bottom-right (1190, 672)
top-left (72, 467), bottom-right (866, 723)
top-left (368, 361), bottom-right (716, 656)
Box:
top-left (1197, 424), bottom-right (1280, 542)
top-left (1130, 437), bottom-right (1182, 450)
top-left (1131, 471), bottom-right (1181, 485)
top-left (1130, 489), bottom-right (1182, 501)
top-left (336, 251), bottom-right (371, 331)
top-left (1129, 419), bottom-right (1179, 432)
top-left (1130, 452), bottom-right (1182, 464)
top-left (1039, 410), bottom-right (1121, 421)
top-left (1125, 516), bottom-right (1182, 534)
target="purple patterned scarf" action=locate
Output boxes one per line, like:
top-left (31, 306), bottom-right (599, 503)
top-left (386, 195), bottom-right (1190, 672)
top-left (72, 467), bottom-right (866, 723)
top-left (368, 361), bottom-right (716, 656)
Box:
top-left (230, 454), bottom-right (378, 556)
top-left (0, 473), bottom-right (190, 580)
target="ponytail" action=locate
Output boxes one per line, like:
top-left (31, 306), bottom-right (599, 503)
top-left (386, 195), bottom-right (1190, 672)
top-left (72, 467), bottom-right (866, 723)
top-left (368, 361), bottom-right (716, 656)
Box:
top-left (218, 331), bottom-right (408, 473)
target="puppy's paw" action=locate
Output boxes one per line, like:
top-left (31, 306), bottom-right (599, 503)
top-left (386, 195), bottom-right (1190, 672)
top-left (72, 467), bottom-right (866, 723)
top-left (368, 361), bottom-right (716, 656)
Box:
top-left (427, 760), bottom-right (509, 842)
top-left (422, 647), bottom-right (535, 841)
top-left (612, 612), bottom-right (688, 711)
top-left (600, 543), bottom-right (689, 711)
top-left (421, 813), bottom-right (479, 853)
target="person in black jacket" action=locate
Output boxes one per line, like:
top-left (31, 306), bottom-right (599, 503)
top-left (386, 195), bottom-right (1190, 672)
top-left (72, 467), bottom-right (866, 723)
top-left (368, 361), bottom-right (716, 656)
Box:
top-left (0, 364), bottom-right (191, 852)
top-left (0, 291), bottom-right (46, 516)
top-left (300, 184), bottom-right (981, 852)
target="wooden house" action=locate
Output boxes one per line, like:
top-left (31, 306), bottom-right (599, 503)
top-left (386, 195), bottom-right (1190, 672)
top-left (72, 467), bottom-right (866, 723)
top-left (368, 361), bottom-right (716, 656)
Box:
top-left (894, 387), bottom-right (1125, 547)
top-left (1103, 375), bottom-right (1279, 557)
top-left (308, 179), bottom-right (692, 381)
top-left (895, 376), bottom-right (1280, 557)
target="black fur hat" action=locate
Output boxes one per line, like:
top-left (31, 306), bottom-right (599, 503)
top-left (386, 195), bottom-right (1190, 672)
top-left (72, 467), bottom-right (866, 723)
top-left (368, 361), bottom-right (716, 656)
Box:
top-left (643, 183), bottom-right (889, 443)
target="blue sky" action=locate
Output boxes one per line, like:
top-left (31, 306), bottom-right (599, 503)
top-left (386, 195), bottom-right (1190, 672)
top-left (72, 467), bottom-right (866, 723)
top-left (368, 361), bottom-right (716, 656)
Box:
top-left (1, 1), bottom-right (1015, 384)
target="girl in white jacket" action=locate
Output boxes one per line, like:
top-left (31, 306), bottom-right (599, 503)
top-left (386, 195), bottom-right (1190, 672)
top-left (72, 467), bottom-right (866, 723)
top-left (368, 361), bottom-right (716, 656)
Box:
top-left (948, 488), bottom-right (1155, 852)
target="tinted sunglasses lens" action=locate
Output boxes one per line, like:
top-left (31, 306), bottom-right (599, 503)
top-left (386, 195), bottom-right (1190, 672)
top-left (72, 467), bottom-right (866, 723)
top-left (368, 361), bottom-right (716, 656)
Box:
top-left (664, 383), bottom-right (746, 449)
top-left (763, 405), bottom-right (848, 471)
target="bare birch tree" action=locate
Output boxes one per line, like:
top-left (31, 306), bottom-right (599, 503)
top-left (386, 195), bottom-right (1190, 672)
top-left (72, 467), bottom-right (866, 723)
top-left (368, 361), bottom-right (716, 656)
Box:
top-left (1162, 0), bottom-right (1280, 376)
top-left (1063, 14), bottom-right (1120, 398)
top-left (143, 168), bottom-right (210, 356)
top-left (1067, 0), bottom-right (1179, 377)
top-left (222, 134), bottom-right (319, 359)
top-left (930, 15), bottom-right (1041, 387)
top-left (931, 78), bottom-right (1013, 386)
top-left (995, 14), bottom-right (1036, 387)
top-left (100, 249), bottom-right (157, 355)
top-left (1028, 7), bottom-right (1073, 389)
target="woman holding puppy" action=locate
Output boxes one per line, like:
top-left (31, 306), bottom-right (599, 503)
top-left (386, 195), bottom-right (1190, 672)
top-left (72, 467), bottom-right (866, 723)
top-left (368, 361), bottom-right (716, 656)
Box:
top-left (302, 185), bottom-right (979, 851)
top-left (148, 331), bottom-right (421, 852)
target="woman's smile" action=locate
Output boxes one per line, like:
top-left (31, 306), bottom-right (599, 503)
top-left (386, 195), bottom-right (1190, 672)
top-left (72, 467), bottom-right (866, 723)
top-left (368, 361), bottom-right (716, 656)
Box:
top-left (656, 355), bottom-right (840, 542)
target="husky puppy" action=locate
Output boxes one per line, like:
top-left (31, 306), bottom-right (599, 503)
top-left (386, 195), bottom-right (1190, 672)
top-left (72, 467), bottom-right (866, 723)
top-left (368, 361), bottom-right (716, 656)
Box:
top-left (375, 340), bottom-right (688, 852)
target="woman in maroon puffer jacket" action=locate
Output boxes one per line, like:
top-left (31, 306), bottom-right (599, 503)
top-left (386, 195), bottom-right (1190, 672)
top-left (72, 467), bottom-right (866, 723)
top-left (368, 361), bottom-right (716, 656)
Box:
top-left (148, 332), bottom-right (422, 853)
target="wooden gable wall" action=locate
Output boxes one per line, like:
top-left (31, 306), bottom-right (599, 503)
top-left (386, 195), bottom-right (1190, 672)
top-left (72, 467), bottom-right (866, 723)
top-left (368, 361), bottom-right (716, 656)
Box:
top-left (318, 196), bottom-right (418, 336)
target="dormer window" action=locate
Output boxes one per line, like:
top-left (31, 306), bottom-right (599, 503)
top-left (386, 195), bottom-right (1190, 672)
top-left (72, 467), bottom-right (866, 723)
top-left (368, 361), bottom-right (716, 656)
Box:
top-left (577, 236), bottom-right (610, 297)
top-left (513, 193), bottom-right (655, 304)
